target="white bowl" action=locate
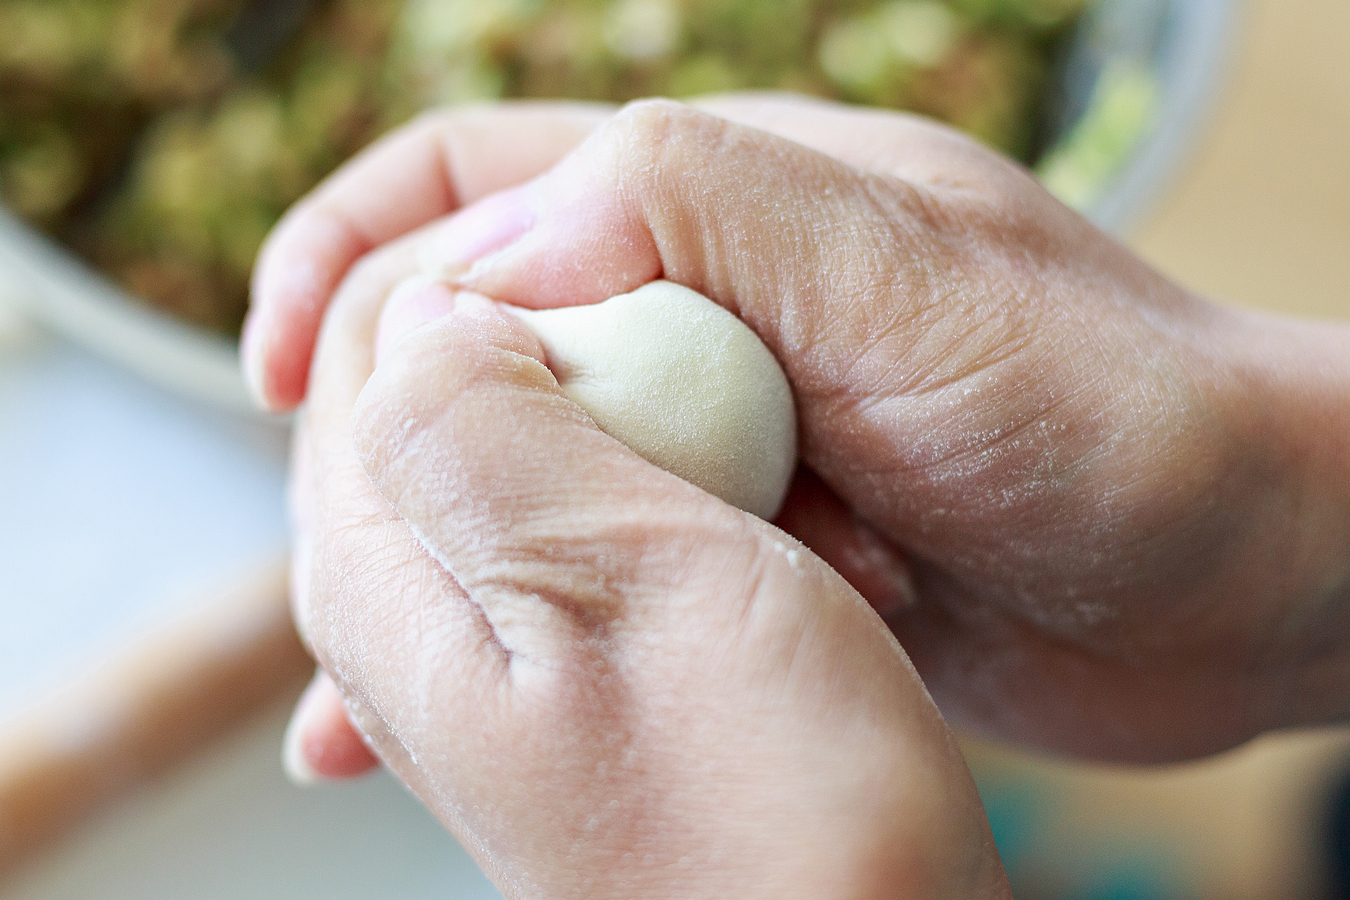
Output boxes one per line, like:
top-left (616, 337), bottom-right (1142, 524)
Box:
top-left (0, 208), bottom-right (254, 411)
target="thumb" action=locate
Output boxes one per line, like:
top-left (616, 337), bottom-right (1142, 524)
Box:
top-left (413, 99), bottom-right (1066, 542)
top-left (416, 97), bottom-right (939, 356)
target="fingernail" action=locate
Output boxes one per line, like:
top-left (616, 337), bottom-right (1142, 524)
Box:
top-left (416, 183), bottom-right (536, 281)
top-left (282, 672), bottom-right (328, 785)
top-left (282, 671), bottom-right (383, 786)
top-left (239, 311), bottom-right (270, 409)
top-left (376, 275), bottom-right (515, 368)
top-left (375, 276), bottom-right (460, 367)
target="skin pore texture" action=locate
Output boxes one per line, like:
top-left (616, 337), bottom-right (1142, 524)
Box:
top-left (249, 96), bottom-right (1350, 898)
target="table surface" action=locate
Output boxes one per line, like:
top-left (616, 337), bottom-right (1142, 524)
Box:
top-left (2, 0), bottom-right (1347, 896)
top-left (2, 704), bottom-right (502, 900)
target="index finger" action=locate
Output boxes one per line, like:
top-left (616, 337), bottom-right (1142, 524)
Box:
top-left (242, 101), bottom-right (612, 412)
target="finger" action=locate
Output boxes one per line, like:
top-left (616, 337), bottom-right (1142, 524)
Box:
top-left (772, 468), bottom-right (917, 618)
top-left (243, 102), bottom-right (611, 411)
top-left (416, 99), bottom-right (1120, 573)
top-left (414, 96), bottom-right (1021, 312)
top-left (295, 239), bottom-right (517, 807)
top-left (413, 96), bottom-right (974, 359)
top-left (352, 290), bottom-right (748, 670)
top-left (282, 669), bottom-right (381, 784)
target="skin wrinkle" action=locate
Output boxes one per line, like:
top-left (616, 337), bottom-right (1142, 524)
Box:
top-left (865, 171), bottom-right (955, 243)
top-left (710, 541), bottom-right (813, 695)
top-left (632, 159), bottom-right (726, 309)
top-left (342, 542), bottom-right (612, 777)
top-left (311, 449), bottom-right (514, 759)
top-left (873, 386), bottom-right (1083, 484)
top-left (303, 196), bottom-right (380, 265)
top-left (400, 516), bottom-right (519, 669)
top-left (815, 354), bottom-right (1085, 504)
top-left (840, 305), bottom-right (1039, 411)
top-left (824, 334), bottom-right (1245, 655)
top-left (792, 227), bottom-right (1036, 408)
top-left (426, 117), bottom-right (468, 215)
top-left (322, 556), bottom-right (428, 661)
top-left (408, 474), bottom-right (707, 633)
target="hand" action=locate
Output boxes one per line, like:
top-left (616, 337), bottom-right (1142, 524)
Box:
top-left (257, 96), bottom-right (1350, 779)
top-left (283, 223), bottom-right (1010, 898)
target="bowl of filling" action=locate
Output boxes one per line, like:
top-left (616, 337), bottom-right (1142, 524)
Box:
top-left (0, 0), bottom-right (1234, 412)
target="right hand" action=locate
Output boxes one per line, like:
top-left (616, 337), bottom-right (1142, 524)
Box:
top-left (260, 95), bottom-right (1350, 771)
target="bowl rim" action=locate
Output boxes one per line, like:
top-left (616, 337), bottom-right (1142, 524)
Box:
top-left (0, 208), bottom-right (256, 412)
top-left (1082, 0), bottom-right (1240, 233)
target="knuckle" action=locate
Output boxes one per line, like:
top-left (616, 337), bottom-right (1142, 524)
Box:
top-left (601, 97), bottom-right (729, 184)
top-left (353, 327), bottom-right (469, 444)
top-left (352, 325), bottom-right (553, 485)
top-left (610, 96), bottom-right (698, 139)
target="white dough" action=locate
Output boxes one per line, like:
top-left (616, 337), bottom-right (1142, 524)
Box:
top-left (510, 281), bottom-right (797, 520)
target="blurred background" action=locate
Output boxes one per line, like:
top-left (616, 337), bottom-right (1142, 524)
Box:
top-left (0, 0), bottom-right (1347, 897)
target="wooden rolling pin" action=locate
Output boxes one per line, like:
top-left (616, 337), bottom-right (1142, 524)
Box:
top-left (0, 560), bottom-right (312, 880)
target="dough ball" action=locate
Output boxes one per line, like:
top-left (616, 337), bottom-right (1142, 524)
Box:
top-left (511, 280), bottom-right (797, 520)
